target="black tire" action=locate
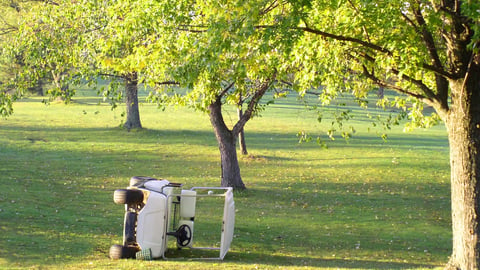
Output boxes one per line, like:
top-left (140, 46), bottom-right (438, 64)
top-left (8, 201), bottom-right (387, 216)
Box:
top-left (109, 244), bottom-right (137, 259)
top-left (113, 189), bottom-right (144, 204)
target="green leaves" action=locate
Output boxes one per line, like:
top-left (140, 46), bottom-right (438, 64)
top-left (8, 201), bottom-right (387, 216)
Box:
top-left (462, 1), bottom-right (480, 49)
top-left (138, 0), bottom-right (300, 116)
top-left (1, 0), bottom-right (89, 103)
top-left (0, 91), bottom-right (14, 118)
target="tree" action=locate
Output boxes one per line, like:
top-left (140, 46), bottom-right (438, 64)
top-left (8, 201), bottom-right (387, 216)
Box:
top-left (2, 1), bottom-right (146, 128)
top-left (89, 1), bottom-right (151, 130)
top-left (271, 0), bottom-right (479, 268)
top-left (134, 0), bottom-right (297, 189)
top-left (206, 78), bottom-right (276, 189)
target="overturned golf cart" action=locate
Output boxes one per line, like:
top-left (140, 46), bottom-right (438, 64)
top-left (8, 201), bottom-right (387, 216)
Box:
top-left (109, 176), bottom-right (235, 260)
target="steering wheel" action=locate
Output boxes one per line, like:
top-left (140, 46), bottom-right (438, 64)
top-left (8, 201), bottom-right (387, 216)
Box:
top-left (176, 224), bottom-right (192, 247)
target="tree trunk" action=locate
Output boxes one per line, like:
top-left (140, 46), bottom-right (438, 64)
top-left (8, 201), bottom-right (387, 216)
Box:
top-left (209, 99), bottom-right (246, 190)
top-left (28, 79), bottom-right (44, 96)
top-left (377, 86), bottom-right (384, 99)
top-left (445, 77), bottom-right (480, 269)
top-left (124, 72), bottom-right (142, 130)
top-left (207, 77), bottom-right (274, 189)
top-left (237, 106), bottom-right (248, 155)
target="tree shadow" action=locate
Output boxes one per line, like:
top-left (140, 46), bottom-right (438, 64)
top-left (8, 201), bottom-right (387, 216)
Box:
top-left (224, 251), bottom-right (440, 269)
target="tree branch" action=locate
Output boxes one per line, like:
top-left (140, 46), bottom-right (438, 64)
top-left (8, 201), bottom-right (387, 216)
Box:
top-left (0, 27), bottom-right (18, 35)
top-left (412, 6), bottom-right (446, 74)
top-left (0, 15), bottom-right (19, 35)
top-left (361, 65), bottom-right (426, 100)
top-left (346, 0), bottom-right (372, 43)
top-left (421, 63), bottom-right (457, 79)
top-left (155, 80), bottom-right (180, 86)
top-left (97, 73), bottom-right (125, 80)
top-left (296, 26), bottom-right (393, 56)
top-left (353, 50), bottom-right (441, 103)
top-left (389, 67), bottom-right (438, 101)
top-left (176, 27), bottom-right (206, 33)
top-left (260, 0), bottom-right (279, 16)
top-left (257, 23), bottom-right (386, 54)
top-left (400, 12), bottom-right (419, 32)
top-left (44, 0), bottom-right (60, 6)
top-left (411, 2), bottom-right (454, 109)
top-left (218, 82), bottom-right (235, 100)
top-left (176, 24), bottom-right (208, 33)
top-left (233, 72), bottom-right (276, 135)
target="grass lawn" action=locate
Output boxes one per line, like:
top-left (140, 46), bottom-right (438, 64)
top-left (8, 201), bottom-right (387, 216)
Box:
top-left (0, 92), bottom-right (450, 269)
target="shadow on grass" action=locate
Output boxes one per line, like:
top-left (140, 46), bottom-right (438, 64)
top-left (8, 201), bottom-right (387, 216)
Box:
top-left (224, 251), bottom-right (440, 269)
top-left (160, 249), bottom-right (440, 269)
top-left (0, 123), bottom-right (448, 149)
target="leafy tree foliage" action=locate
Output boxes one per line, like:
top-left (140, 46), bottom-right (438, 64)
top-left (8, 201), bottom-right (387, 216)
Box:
top-left (0, 0), bottom-right (39, 116)
top-left (0, 1), bottom-right (87, 114)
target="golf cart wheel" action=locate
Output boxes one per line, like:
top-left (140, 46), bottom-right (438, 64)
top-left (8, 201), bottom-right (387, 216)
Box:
top-left (109, 244), bottom-right (137, 259)
top-left (113, 189), bottom-right (144, 204)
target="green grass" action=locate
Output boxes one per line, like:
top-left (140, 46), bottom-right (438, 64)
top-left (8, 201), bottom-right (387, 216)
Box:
top-left (0, 93), bottom-right (450, 269)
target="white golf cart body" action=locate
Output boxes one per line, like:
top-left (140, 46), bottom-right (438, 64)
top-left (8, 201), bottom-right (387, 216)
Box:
top-left (110, 177), bottom-right (235, 260)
